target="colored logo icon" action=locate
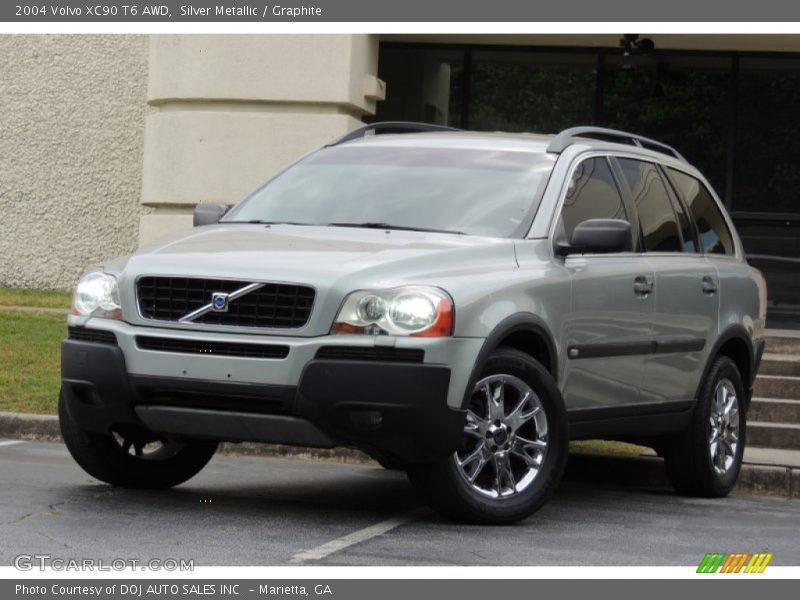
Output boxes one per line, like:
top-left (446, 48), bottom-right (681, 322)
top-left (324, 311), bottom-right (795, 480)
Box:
top-left (697, 552), bottom-right (773, 573)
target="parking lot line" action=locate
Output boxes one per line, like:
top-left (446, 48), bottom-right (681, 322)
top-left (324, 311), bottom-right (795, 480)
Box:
top-left (289, 509), bottom-right (423, 564)
top-left (0, 440), bottom-right (26, 448)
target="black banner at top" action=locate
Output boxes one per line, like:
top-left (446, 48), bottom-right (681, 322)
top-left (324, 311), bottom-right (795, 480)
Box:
top-left (3, 0), bottom-right (800, 22)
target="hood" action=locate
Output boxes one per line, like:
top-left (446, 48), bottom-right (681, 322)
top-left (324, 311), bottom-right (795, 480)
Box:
top-left (127, 224), bottom-right (514, 278)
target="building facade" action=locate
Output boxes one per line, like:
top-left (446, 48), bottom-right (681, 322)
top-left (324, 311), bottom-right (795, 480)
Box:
top-left (2, 34), bottom-right (798, 327)
top-left (0, 35), bottom-right (148, 290)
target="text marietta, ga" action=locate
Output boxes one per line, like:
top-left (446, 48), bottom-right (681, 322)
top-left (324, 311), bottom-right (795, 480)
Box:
top-left (181, 5), bottom-right (323, 17)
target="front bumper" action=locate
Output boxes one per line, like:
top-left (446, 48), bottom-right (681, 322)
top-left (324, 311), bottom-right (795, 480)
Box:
top-left (61, 321), bottom-right (480, 463)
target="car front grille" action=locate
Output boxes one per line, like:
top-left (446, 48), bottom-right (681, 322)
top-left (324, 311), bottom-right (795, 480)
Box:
top-left (136, 336), bottom-right (290, 359)
top-left (136, 277), bottom-right (315, 329)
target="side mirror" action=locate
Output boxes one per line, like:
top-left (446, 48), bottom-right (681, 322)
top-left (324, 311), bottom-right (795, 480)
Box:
top-left (556, 218), bottom-right (632, 256)
top-left (193, 203), bottom-right (228, 227)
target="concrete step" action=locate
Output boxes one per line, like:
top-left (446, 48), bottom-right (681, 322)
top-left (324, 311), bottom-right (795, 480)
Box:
top-left (759, 353), bottom-right (800, 377)
top-left (749, 397), bottom-right (800, 424)
top-left (753, 374), bottom-right (800, 400)
top-left (744, 446), bottom-right (800, 468)
top-left (765, 334), bottom-right (800, 355)
top-left (748, 421), bottom-right (800, 451)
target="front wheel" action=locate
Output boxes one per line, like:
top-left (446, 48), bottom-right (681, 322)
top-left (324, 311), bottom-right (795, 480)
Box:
top-left (59, 388), bottom-right (218, 489)
top-left (663, 356), bottom-right (746, 497)
top-left (408, 348), bottom-right (568, 524)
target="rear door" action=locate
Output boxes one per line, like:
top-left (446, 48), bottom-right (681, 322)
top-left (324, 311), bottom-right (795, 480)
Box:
top-left (556, 156), bottom-right (655, 412)
top-left (613, 157), bottom-right (719, 405)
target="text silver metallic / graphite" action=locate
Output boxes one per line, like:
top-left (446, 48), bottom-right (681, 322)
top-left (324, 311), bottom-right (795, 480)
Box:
top-left (179, 5), bottom-right (323, 18)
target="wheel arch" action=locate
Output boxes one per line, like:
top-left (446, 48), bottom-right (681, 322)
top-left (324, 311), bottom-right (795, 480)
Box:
top-left (697, 325), bottom-right (755, 405)
top-left (461, 313), bottom-right (559, 409)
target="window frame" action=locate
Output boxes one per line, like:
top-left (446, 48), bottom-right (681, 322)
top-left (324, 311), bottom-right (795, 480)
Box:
top-left (656, 162), bottom-right (701, 254)
top-left (548, 153), bottom-right (638, 257)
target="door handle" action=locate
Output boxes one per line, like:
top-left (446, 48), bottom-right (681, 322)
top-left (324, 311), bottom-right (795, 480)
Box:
top-left (702, 275), bottom-right (718, 295)
top-left (634, 275), bottom-right (654, 296)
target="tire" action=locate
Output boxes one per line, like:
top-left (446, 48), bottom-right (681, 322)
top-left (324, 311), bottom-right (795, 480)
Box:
top-left (59, 388), bottom-right (218, 489)
top-left (365, 450), bottom-right (408, 471)
top-left (663, 356), bottom-right (746, 497)
top-left (408, 348), bottom-right (568, 524)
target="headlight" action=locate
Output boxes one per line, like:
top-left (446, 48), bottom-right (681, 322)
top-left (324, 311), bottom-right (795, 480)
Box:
top-left (71, 271), bottom-right (122, 319)
top-left (331, 286), bottom-right (453, 337)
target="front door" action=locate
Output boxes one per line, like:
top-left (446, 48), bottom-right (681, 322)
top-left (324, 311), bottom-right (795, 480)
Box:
top-left (555, 156), bottom-right (655, 412)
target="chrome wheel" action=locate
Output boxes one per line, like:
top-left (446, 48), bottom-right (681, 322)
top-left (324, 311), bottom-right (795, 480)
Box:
top-left (454, 374), bottom-right (548, 498)
top-left (709, 378), bottom-right (740, 475)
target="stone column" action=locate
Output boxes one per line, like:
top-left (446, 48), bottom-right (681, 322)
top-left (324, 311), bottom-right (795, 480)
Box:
top-left (139, 34), bottom-right (384, 244)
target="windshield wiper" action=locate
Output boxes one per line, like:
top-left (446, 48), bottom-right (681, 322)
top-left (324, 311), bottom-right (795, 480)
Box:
top-left (326, 222), bottom-right (465, 235)
top-left (223, 220), bottom-right (310, 226)
top-left (224, 220), bottom-right (465, 235)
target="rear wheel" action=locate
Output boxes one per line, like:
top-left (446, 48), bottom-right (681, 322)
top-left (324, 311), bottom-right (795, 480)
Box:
top-left (663, 356), bottom-right (746, 497)
top-left (408, 348), bottom-right (568, 524)
top-left (59, 388), bottom-right (218, 489)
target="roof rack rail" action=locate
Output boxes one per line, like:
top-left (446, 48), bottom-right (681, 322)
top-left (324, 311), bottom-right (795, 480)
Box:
top-left (546, 126), bottom-right (686, 162)
top-left (327, 121), bottom-right (461, 146)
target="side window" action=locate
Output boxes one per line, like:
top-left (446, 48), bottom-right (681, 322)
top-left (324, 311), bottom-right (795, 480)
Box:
top-left (558, 157), bottom-right (629, 245)
top-left (667, 169), bottom-right (735, 256)
top-left (617, 158), bottom-right (682, 253)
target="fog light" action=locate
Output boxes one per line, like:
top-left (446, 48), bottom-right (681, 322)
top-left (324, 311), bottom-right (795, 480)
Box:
top-left (349, 410), bottom-right (383, 430)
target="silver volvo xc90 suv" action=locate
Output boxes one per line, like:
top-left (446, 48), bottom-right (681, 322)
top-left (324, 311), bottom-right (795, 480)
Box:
top-left (60, 123), bottom-right (766, 524)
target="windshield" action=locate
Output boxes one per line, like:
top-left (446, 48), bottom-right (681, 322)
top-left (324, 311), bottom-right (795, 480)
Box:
top-left (223, 146), bottom-right (555, 237)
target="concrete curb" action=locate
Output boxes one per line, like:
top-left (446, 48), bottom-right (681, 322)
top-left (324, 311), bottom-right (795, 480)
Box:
top-left (1, 411), bottom-right (798, 498)
top-left (0, 411), bottom-right (62, 441)
top-left (564, 453), bottom-right (797, 499)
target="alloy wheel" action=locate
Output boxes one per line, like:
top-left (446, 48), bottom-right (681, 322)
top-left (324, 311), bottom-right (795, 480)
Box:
top-left (454, 374), bottom-right (548, 498)
top-left (708, 378), bottom-right (740, 475)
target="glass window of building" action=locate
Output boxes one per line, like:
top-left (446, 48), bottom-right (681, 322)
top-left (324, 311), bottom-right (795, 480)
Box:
top-left (376, 46), bottom-right (464, 126)
top-left (468, 51), bottom-right (597, 133)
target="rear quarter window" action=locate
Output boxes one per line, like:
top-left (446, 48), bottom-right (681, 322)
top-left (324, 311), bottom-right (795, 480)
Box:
top-left (667, 169), bottom-right (735, 256)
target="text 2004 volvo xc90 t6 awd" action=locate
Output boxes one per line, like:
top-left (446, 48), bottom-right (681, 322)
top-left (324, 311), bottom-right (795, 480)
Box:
top-left (60, 123), bottom-right (766, 524)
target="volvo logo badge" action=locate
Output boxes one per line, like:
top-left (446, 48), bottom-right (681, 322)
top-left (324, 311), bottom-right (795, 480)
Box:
top-left (177, 282), bottom-right (264, 323)
top-left (211, 292), bottom-right (229, 312)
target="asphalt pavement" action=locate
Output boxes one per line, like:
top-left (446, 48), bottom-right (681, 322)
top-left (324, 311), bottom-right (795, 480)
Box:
top-left (1, 439), bottom-right (798, 566)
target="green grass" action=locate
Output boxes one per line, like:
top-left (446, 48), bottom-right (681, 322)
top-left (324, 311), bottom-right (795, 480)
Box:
top-left (0, 310), bottom-right (65, 414)
top-left (0, 286), bottom-right (70, 309)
